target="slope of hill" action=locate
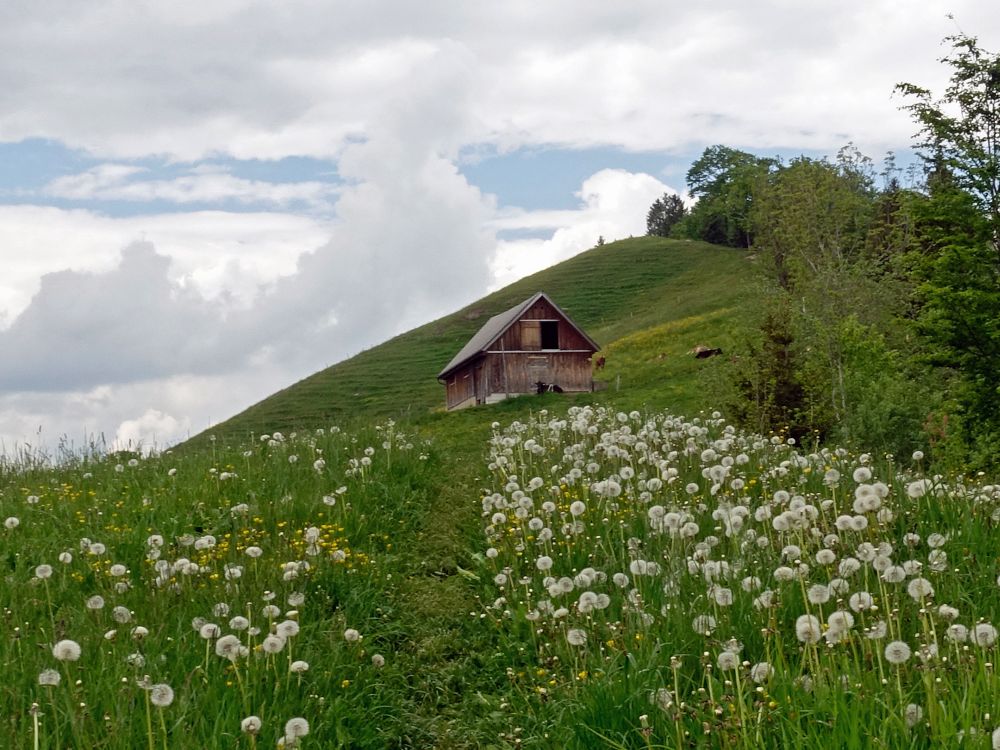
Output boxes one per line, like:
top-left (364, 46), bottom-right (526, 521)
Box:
top-left (191, 237), bottom-right (750, 445)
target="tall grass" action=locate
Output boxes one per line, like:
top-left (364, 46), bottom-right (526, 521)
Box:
top-left (0, 423), bottom-right (432, 748)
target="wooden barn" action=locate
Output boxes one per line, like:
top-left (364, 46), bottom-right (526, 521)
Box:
top-left (438, 292), bottom-right (600, 410)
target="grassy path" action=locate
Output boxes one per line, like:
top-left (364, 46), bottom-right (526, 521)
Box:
top-left (371, 413), bottom-right (513, 748)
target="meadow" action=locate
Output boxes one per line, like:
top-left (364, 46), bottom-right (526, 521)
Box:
top-left (2, 404), bottom-right (999, 748)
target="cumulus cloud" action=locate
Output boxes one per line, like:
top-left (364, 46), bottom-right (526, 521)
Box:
top-left (490, 169), bottom-right (675, 288)
top-left (0, 205), bottom-right (334, 323)
top-left (0, 40), bottom-right (496, 406)
top-left (114, 409), bottom-right (189, 452)
top-left (0, 242), bottom-right (235, 391)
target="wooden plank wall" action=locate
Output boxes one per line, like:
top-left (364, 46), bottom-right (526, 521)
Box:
top-left (483, 352), bottom-right (592, 394)
top-left (445, 365), bottom-right (476, 409)
top-left (493, 298), bottom-right (593, 351)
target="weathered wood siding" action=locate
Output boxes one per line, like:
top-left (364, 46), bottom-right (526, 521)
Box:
top-left (493, 298), bottom-right (592, 352)
top-left (444, 363), bottom-right (477, 409)
top-left (483, 352), bottom-right (592, 394)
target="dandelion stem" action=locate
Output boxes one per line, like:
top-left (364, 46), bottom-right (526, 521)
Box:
top-left (145, 690), bottom-right (155, 750)
top-left (158, 708), bottom-right (168, 750)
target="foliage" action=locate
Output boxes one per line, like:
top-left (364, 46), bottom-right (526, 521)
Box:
top-left (675, 146), bottom-right (778, 248)
top-left (645, 192), bottom-right (686, 237)
top-left (897, 34), bottom-right (1000, 469)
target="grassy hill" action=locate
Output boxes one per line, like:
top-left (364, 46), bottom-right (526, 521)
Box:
top-left (6, 237), bottom-right (1000, 749)
top-left (192, 237), bottom-right (751, 445)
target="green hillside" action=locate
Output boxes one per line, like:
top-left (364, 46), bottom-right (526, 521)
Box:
top-left (193, 237), bottom-right (750, 444)
top-left (8, 236), bottom-right (1000, 749)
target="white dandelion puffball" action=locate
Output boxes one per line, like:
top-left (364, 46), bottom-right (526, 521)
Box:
top-left (284, 717), bottom-right (310, 739)
top-left (149, 684), bottom-right (174, 708)
top-left (86, 595), bottom-right (105, 610)
top-left (276, 620), bottom-right (300, 638)
top-left (4, 517), bottom-right (20, 530)
top-left (972, 623), bottom-right (998, 648)
top-left (372, 654), bottom-right (386, 668)
top-left (750, 662), bottom-right (773, 684)
top-left (229, 616), bottom-right (250, 631)
top-left (907, 578), bottom-right (934, 601)
top-left (716, 651), bottom-right (739, 671)
top-left (569, 500), bottom-right (586, 517)
top-left (38, 669), bottom-right (61, 686)
top-left (289, 660), bottom-right (310, 674)
top-left (692, 615), bottom-right (717, 636)
top-left (566, 628), bottom-right (587, 646)
top-left (344, 628), bottom-right (361, 643)
top-left (34, 564), bottom-right (53, 579)
top-left (849, 592), bottom-right (874, 612)
top-left (885, 640), bottom-right (912, 665)
top-left (199, 623), bottom-right (221, 640)
top-left (241, 716), bottom-right (262, 735)
top-left (807, 584), bottom-right (830, 605)
top-left (261, 634), bottom-right (286, 654)
top-left (215, 634), bottom-right (243, 660)
top-left (52, 639), bottom-right (81, 661)
top-left (536, 556), bottom-right (553, 571)
top-left (905, 704), bottom-right (923, 728)
top-left (795, 615), bottom-right (822, 644)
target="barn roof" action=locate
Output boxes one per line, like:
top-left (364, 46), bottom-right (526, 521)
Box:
top-left (437, 291), bottom-right (599, 380)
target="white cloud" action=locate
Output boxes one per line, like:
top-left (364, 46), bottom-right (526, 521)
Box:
top-left (0, 40), bottom-right (497, 445)
top-left (0, 1), bottom-right (995, 160)
top-left (491, 169), bottom-right (674, 287)
top-left (0, 205), bottom-right (333, 323)
top-left (114, 409), bottom-right (189, 452)
top-left (42, 164), bottom-right (339, 208)
top-left (0, 368), bottom-right (294, 455)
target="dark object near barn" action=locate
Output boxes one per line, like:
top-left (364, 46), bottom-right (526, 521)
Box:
top-left (693, 346), bottom-right (723, 359)
top-left (535, 381), bottom-right (564, 394)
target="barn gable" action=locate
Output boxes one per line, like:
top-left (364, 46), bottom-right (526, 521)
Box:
top-left (438, 292), bottom-right (599, 410)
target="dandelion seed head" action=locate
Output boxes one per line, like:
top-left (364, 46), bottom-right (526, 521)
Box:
top-left (38, 669), bottom-right (61, 686)
top-left (885, 640), bottom-right (911, 665)
top-left (795, 615), bottom-right (822, 644)
top-left (52, 639), bottom-right (82, 662)
top-left (566, 628), bottom-right (587, 646)
top-left (284, 717), bottom-right (310, 739)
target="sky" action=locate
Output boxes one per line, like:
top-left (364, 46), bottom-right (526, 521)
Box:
top-left (1, 1), bottom-right (998, 453)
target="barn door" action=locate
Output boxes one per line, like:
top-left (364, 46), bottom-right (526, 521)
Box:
top-left (521, 320), bottom-right (541, 350)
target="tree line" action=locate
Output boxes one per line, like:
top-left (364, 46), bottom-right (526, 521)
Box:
top-left (646, 34), bottom-right (1000, 471)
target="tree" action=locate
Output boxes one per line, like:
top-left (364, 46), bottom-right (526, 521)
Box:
top-left (645, 193), bottom-right (686, 237)
top-left (897, 34), bottom-right (1000, 466)
top-left (679, 145), bottom-right (778, 247)
top-left (896, 35), bottom-right (1000, 253)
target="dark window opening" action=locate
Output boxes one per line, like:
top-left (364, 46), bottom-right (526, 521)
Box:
top-left (541, 321), bottom-right (559, 349)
